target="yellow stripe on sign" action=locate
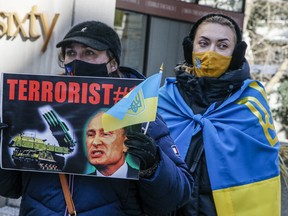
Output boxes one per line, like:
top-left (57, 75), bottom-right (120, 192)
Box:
top-left (213, 175), bottom-right (281, 216)
top-left (102, 98), bottom-right (158, 132)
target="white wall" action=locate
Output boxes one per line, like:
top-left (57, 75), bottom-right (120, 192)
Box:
top-left (0, 0), bottom-right (116, 75)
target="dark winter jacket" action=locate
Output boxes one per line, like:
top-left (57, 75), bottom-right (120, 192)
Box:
top-left (160, 61), bottom-right (250, 216)
top-left (0, 67), bottom-right (193, 216)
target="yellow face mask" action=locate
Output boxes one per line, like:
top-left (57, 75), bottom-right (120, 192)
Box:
top-left (192, 51), bottom-right (232, 78)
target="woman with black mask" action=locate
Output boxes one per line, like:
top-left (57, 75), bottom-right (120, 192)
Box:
top-left (0, 20), bottom-right (193, 216)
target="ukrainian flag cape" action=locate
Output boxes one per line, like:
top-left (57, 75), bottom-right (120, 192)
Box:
top-left (158, 78), bottom-right (281, 216)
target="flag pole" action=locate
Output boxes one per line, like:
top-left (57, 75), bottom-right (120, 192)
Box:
top-left (143, 122), bottom-right (150, 135)
top-left (143, 63), bottom-right (163, 135)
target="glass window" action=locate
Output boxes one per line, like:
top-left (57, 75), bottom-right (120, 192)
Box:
top-left (114, 9), bottom-right (147, 73)
top-left (179, 0), bottom-right (197, 3)
top-left (198, 0), bottom-right (244, 12)
top-left (114, 9), bottom-right (191, 79)
top-left (178, 0), bottom-right (244, 13)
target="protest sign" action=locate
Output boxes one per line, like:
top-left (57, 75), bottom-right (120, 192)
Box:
top-left (1, 73), bottom-right (141, 179)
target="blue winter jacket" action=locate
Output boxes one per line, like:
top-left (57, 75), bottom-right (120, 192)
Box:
top-left (0, 67), bottom-right (193, 216)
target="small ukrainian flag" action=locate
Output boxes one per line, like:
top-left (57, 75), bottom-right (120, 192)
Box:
top-left (102, 71), bottom-right (162, 132)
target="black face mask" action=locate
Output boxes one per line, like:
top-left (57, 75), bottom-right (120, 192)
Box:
top-left (64, 59), bottom-right (109, 77)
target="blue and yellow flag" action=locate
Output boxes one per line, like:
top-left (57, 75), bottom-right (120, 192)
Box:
top-left (102, 71), bottom-right (162, 131)
top-left (158, 78), bottom-right (281, 216)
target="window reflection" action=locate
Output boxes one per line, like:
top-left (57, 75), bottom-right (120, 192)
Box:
top-left (178, 0), bottom-right (244, 13)
top-left (114, 10), bottom-right (147, 73)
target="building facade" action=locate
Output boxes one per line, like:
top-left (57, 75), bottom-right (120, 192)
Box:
top-left (115, 0), bottom-right (245, 80)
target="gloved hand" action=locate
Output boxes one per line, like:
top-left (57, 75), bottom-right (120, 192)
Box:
top-left (0, 123), bottom-right (8, 129)
top-left (125, 132), bottom-right (159, 177)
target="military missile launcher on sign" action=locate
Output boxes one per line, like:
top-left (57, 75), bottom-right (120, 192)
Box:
top-left (9, 109), bottom-right (76, 171)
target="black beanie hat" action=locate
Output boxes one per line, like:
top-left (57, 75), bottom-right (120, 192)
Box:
top-left (56, 21), bottom-right (121, 65)
top-left (183, 13), bottom-right (247, 70)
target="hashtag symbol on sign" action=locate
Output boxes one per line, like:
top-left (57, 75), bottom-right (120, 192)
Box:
top-left (113, 87), bottom-right (131, 104)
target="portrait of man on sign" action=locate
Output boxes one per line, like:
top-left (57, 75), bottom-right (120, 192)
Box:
top-left (84, 110), bottom-right (139, 179)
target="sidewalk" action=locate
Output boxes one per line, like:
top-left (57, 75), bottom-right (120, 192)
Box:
top-left (0, 197), bottom-right (20, 216)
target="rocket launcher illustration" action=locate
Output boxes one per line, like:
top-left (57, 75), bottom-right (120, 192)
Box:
top-left (9, 108), bottom-right (76, 171)
top-left (42, 110), bottom-right (76, 152)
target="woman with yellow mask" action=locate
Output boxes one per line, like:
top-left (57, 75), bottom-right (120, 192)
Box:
top-left (158, 14), bottom-right (281, 216)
